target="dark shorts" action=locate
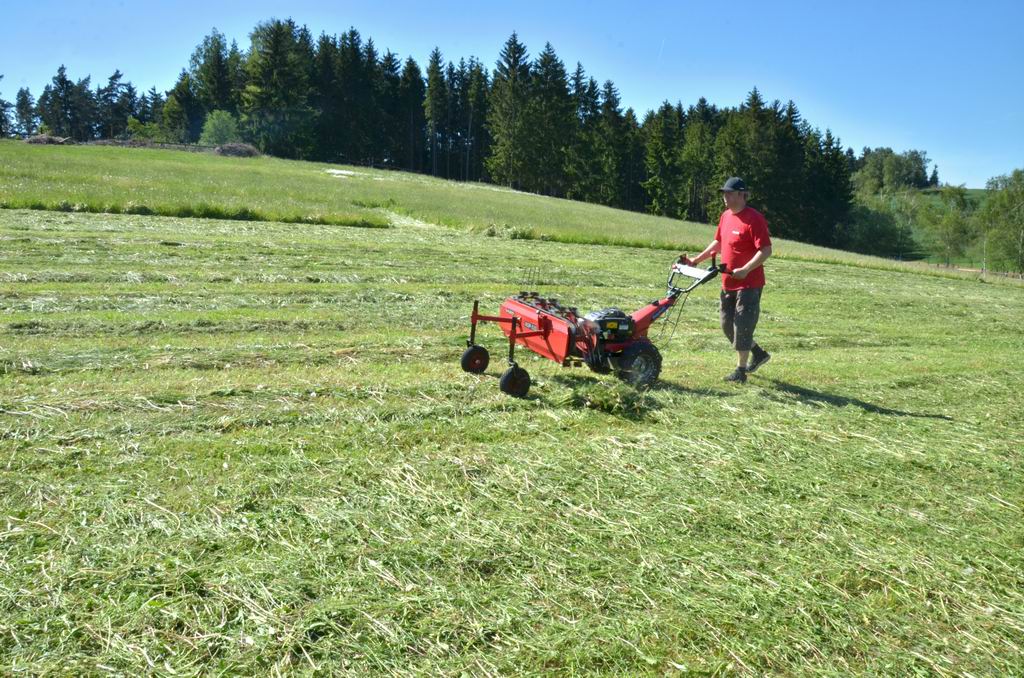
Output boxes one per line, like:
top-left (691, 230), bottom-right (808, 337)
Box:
top-left (720, 287), bottom-right (762, 352)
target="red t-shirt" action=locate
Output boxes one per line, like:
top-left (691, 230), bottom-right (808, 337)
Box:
top-left (715, 207), bottom-right (772, 291)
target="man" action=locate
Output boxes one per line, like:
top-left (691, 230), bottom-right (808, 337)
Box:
top-left (680, 177), bottom-right (772, 383)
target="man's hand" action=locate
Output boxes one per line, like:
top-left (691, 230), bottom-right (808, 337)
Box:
top-left (730, 266), bottom-right (749, 280)
top-left (677, 254), bottom-right (693, 266)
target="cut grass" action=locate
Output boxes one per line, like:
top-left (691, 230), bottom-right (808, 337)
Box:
top-left (1, 208), bottom-right (1023, 675)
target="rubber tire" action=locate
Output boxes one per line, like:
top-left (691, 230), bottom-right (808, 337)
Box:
top-left (584, 350), bottom-right (611, 374)
top-left (460, 345), bottom-right (489, 373)
top-left (498, 366), bottom-right (531, 398)
top-left (616, 341), bottom-right (662, 388)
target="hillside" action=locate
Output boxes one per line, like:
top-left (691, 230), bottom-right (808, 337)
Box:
top-left (1, 143), bottom-right (1023, 674)
top-left (1, 140), bottom-right (1003, 277)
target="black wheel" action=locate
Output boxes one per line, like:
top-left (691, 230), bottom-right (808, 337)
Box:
top-left (615, 341), bottom-right (662, 388)
top-left (460, 345), bottom-right (489, 373)
top-left (498, 366), bottom-right (531, 398)
top-left (583, 348), bottom-right (610, 374)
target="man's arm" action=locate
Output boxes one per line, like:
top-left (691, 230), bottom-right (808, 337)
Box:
top-left (681, 240), bottom-right (721, 265)
top-left (729, 245), bottom-right (772, 279)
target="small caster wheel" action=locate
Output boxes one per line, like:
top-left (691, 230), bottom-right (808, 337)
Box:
top-left (499, 366), bottom-right (531, 398)
top-left (460, 345), bottom-right (490, 373)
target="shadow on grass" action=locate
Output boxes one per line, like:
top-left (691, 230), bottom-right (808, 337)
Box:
top-left (648, 379), bottom-right (736, 399)
top-left (549, 372), bottom-right (734, 398)
top-left (764, 379), bottom-right (953, 420)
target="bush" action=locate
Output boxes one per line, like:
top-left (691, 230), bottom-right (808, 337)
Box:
top-left (199, 110), bottom-right (241, 146)
top-left (126, 117), bottom-right (166, 142)
top-left (215, 143), bottom-right (260, 158)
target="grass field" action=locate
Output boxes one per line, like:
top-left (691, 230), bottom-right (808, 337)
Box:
top-left (1, 140), bottom-right (1000, 278)
top-left (2, 144), bottom-right (1024, 675)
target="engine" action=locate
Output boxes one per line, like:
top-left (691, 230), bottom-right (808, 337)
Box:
top-left (582, 308), bottom-right (635, 343)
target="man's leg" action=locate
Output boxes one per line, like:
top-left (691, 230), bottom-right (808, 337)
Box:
top-left (740, 287), bottom-right (770, 373)
top-left (720, 290), bottom-right (737, 346)
top-left (732, 288), bottom-right (762, 370)
top-left (720, 291), bottom-right (747, 382)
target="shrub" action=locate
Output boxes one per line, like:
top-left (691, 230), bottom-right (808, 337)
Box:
top-left (126, 117), bottom-right (166, 142)
top-left (199, 110), bottom-right (241, 146)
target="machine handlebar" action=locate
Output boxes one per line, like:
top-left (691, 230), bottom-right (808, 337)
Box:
top-left (667, 255), bottom-right (727, 295)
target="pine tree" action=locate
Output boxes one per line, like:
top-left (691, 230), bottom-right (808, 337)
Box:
top-left (363, 38), bottom-right (385, 166)
top-left (226, 41), bottom-right (246, 114)
top-left (708, 89), bottom-right (779, 224)
top-left (241, 19), bottom-right (315, 157)
top-left (679, 115), bottom-right (716, 222)
top-left (845, 147), bottom-right (857, 176)
top-left (464, 59), bottom-right (490, 181)
top-left (765, 100), bottom-right (807, 239)
top-left (565, 65), bottom-right (602, 202)
top-left (378, 50), bottom-right (404, 168)
top-left (96, 70), bottom-right (136, 139)
top-left (0, 76), bottom-right (11, 137)
top-left (15, 87), bottom-right (37, 136)
top-left (165, 70), bottom-right (204, 142)
top-left (799, 127), bottom-right (827, 242)
top-left (335, 28), bottom-right (372, 163)
top-left (40, 67), bottom-right (96, 140)
top-left (906, 150), bottom-right (930, 188)
top-left (190, 29), bottom-right (235, 115)
top-left (521, 43), bottom-right (574, 196)
top-left (622, 108), bottom-right (646, 211)
top-left (120, 83), bottom-right (139, 128)
top-left (36, 66), bottom-right (74, 137)
top-left (819, 129), bottom-right (853, 246)
top-left (423, 48), bottom-right (448, 177)
top-left (732, 89), bottom-right (778, 224)
top-left (594, 80), bottom-right (629, 207)
top-left (444, 60), bottom-right (459, 178)
top-left (311, 32), bottom-right (342, 161)
top-left (486, 33), bottom-right (531, 188)
top-left (137, 87), bottom-right (164, 125)
top-left (0, 100), bottom-right (11, 137)
top-left (642, 101), bottom-right (684, 216)
top-left (397, 57), bottom-right (426, 172)
top-left (160, 95), bottom-right (187, 143)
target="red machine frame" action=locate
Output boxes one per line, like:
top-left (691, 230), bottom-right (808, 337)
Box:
top-left (461, 259), bottom-right (724, 397)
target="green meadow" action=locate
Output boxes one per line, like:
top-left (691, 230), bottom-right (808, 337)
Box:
top-left (1, 143), bottom-right (1023, 675)
top-left (0, 140), bottom-right (985, 273)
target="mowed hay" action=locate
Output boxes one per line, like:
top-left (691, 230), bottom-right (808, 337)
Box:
top-left (0, 208), bottom-right (1022, 675)
top-left (25, 134), bottom-right (74, 145)
top-left (215, 143), bottom-right (261, 157)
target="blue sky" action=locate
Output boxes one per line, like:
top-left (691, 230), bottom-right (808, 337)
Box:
top-left (3, 0), bottom-right (1021, 188)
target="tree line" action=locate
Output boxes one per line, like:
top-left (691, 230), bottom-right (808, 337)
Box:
top-left (2, 21), bottom-right (1021, 272)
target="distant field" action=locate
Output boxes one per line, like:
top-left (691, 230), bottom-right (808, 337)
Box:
top-left (1, 140), bottom-right (1007, 281)
top-left (1, 206), bottom-right (1022, 675)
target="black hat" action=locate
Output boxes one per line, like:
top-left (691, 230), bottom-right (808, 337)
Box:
top-left (719, 177), bottom-right (748, 192)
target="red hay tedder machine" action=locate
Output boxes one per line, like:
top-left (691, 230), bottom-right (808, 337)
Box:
top-left (460, 258), bottom-right (726, 397)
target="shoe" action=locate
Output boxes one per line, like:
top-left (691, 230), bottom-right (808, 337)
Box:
top-left (747, 345), bottom-right (771, 374)
top-left (724, 366), bottom-right (747, 383)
